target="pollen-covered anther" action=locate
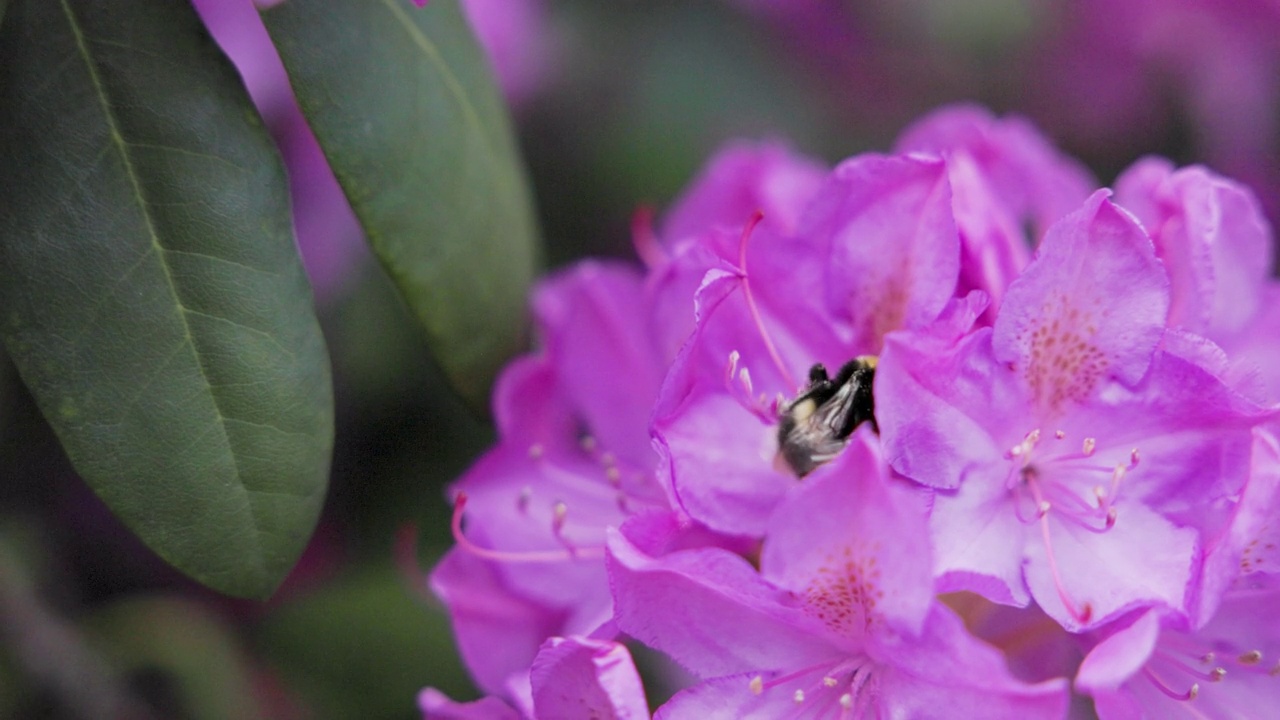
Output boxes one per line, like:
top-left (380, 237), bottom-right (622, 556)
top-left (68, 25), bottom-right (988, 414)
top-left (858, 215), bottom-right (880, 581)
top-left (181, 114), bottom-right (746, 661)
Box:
top-left (749, 676), bottom-right (764, 695)
top-left (793, 690), bottom-right (805, 704)
top-left (839, 693), bottom-right (853, 709)
top-left (552, 502), bottom-right (568, 532)
top-left (822, 676), bottom-right (838, 687)
top-left (1054, 429), bottom-right (1066, 439)
top-left (1037, 501), bottom-right (1052, 517)
top-left (1082, 437), bottom-right (1096, 456)
top-left (1008, 428), bottom-right (1043, 458)
top-left (1210, 667), bottom-right (1227, 682)
top-left (1239, 650), bottom-right (1263, 665)
top-left (1188, 683), bottom-right (1200, 700)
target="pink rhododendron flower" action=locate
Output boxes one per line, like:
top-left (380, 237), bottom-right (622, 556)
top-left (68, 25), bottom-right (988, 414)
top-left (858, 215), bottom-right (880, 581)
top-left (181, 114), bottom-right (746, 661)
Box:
top-left (425, 103), bottom-right (1280, 718)
top-left (430, 262), bottom-right (671, 699)
top-left (653, 152), bottom-right (961, 537)
top-left (878, 190), bottom-right (1271, 631)
top-left (609, 433), bottom-right (1069, 717)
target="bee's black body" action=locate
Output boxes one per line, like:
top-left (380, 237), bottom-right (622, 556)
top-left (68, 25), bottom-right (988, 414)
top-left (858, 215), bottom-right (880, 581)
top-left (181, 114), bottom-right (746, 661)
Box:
top-left (775, 356), bottom-right (878, 477)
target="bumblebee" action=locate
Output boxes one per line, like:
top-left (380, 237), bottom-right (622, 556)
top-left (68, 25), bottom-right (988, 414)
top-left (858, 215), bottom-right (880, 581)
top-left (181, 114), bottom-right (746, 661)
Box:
top-left (775, 356), bottom-right (878, 477)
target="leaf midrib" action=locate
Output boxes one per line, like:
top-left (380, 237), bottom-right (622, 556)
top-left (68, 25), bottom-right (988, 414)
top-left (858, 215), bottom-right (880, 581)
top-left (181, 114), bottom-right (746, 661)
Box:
top-left (58, 0), bottom-right (268, 577)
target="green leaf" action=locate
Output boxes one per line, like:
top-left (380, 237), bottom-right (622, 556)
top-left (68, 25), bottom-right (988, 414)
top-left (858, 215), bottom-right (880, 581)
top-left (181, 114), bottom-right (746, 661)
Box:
top-left (262, 0), bottom-right (540, 408)
top-left (0, 0), bottom-right (333, 598)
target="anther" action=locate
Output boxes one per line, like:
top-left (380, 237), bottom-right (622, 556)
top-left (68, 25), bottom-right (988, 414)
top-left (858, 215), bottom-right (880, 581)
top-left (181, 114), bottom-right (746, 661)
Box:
top-left (1082, 437), bottom-right (1096, 456)
top-left (793, 690), bottom-right (805, 704)
top-left (517, 486), bottom-right (532, 513)
top-left (1130, 448), bottom-right (1141, 467)
top-left (749, 676), bottom-right (764, 695)
top-left (528, 443), bottom-right (544, 460)
top-left (600, 451), bottom-right (617, 467)
top-left (823, 677), bottom-right (838, 687)
top-left (1202, 652), bottom-right (1216, 665)
top-left (1038, 501), bottom-right (1052, 517)
top-left (839, 694), bottom-right (853, 709)
top-left (1239, 650), bottom-right (1263, 665)
top-left (580, 435), bottom-right (597, 452)
top-left (1055, 430), bottom-right (1066, 439)
top-left (1210, 667), bottom-right (1226, 682)
top-left (552, 502), bottom-right (568, 533)
top-left (451, 493), bottom-right (603, 563)
top-left (605, 466), bottom-right (622, 486)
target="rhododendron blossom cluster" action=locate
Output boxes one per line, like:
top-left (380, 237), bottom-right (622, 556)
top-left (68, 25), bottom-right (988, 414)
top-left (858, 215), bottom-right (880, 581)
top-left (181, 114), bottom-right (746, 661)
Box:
top-left (421, 105), bottom-right (1280, 719)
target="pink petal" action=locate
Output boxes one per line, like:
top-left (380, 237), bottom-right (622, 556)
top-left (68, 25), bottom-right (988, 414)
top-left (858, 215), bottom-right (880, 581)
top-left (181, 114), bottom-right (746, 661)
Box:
top-left (1023, 500), bottom-right (1198, 631)
top-left (656, 391), bottom-right (791, 537)
top-left (875, 606), bottom-right (1070, 720)
top-left (927, 463), bottom-right (1033, 608)
top-left (529, 637), bottom-right (649, 719)
top-left (661, 141), bottom-right (827, 242)
top-left (993, 191), bottom-right (1170, 415)
top-left (761, 431), bottom-right (934, 638)
top-left (877, 328), bottom-right (1029, 490)
top-left (417, 688), bottom-right (520, 720)
top-left (429, 549), bottom-right (565, 697)
top-left (606, 529), bottom-right (836, 679)
top-left (1075, 610), bottom-right (1161, 693)
top-left (801, 153), bottom-right (959, 351)
top-left (894, 104), bottom-right (1095, 235)
top-left (533, 261), bottom-right (665, 468)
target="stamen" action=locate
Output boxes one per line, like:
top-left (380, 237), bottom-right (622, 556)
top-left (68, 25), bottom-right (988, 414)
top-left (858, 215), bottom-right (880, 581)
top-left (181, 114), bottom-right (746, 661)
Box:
top-left (1037, 508), bottom-right (1093, 625)
top-left (793, 690), bottom-right (805, 704)
top-left (630, 205), bottom-right (667, 269)
top-left (580, 435), bottom-right (597, 453)
top-left (605, 466), bottom-right (622, 486)
top-left (736, 211), bottom-right (797, 390)
top-left (528, 443), bottom-right (544, 460)
top-left (1082, 437), bottom-right (1096, 456)
top-left (823, 677), bottom-right (838, 687)
top-left (450, 493), bottom-right (604, 563)
top-left (1143, 668), bottom-right (1198, 701)
top-left (600, 451), bottom-right (617, 468)
top-left (1240, 650), bottom-right (1263, 665)
top-left (1054, 430), bottom-right (1066, 439)
top-left (839, 694), bottom-right (853, 709)
top-left (749, 676), bottom-right (764, 695)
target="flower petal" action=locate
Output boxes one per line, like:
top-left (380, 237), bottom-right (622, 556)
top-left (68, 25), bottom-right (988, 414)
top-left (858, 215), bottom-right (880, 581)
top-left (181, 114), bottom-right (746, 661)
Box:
top-left (429, 548), bottom-right (566, 697)
top-left (529, 637), bottom-right (649, 720)
top-left (607, 529), bottom-right (836, 679)
top-left (533, 261), bottom-right (666, 468)
top-left (1024, 500), bottom-right (1198, 631)
top-left (761, 431), bottom-right (935, 638)
top-left (801, 153), bottom-right (960, 351)
top-left (993, 191), bottom-right (1170, 415)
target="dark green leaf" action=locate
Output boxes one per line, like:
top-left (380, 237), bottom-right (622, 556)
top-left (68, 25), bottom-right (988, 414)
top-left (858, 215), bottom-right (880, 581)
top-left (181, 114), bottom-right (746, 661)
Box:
top-left (0, 0), bottom-right (333, 598)
top-left (263, 0), bottom-right (540, 408)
